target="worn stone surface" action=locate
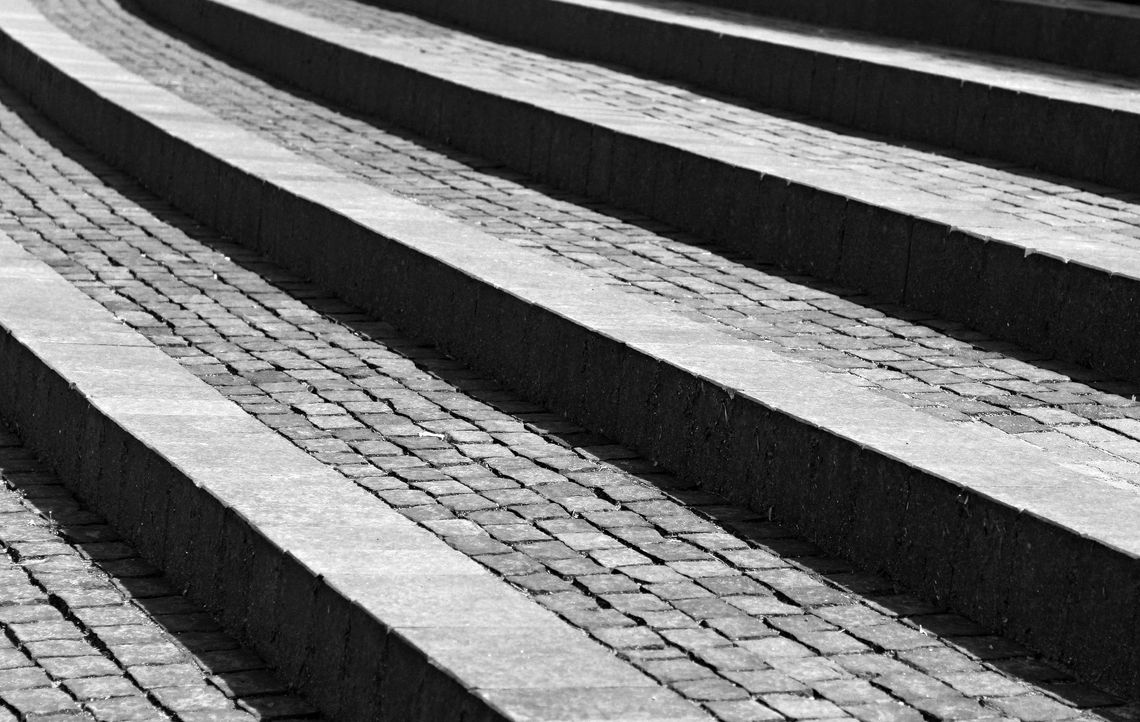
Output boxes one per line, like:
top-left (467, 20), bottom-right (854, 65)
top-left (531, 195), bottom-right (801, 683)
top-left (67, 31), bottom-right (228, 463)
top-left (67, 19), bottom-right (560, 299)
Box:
top-left (671, 0), bottom-right (1140, 78)
top-left (0, 224), bottom-right (695, 720)
top-left (308, 0), bottom-right (1140, 188)
top-left (129, 0), bottom-right (1140, 387)
top-left (26, 0), bottom-right (1140, 495)
top-left (0, 72), bottom-right (1127, 720)
top-left (0, 428), bottom-right (320, 722)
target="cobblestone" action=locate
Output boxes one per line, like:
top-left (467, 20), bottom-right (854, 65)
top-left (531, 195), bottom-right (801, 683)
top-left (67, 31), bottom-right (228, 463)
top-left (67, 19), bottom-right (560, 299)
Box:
top-left (0, 430), bottom-right (319, 721)
top-left (27, 0), bottom-right (1140, 495)
top-left (0, 60), bottom-right (1127, 719)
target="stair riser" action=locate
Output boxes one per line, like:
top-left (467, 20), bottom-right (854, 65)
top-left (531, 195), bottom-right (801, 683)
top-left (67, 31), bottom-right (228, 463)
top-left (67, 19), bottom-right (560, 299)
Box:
top-left (138, 0), bottom-right (1140, 387)
top-left (0, 332), bottom-right (505, 722)
top-left (342, 0), bottom-right (1140, 192)
top-left (681, 0), bottom-right (1140, 77)
top-left (3, 9), bottom-right (1137, 697)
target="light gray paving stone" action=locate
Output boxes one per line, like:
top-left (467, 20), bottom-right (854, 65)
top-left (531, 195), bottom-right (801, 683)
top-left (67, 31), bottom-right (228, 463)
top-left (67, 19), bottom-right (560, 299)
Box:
top-left (480, 686), bottom-right (710, 721)
top-left (401, 626), bottom-right (653, 689)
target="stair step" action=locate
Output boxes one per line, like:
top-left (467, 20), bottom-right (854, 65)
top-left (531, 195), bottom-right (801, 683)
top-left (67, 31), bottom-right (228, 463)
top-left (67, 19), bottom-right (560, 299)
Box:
top-left (134, 0), bottom-right (1140, 387)
top-left (3, 0), bottom-right (1137, 699)
top-left (677, 0), bottom-right (1140, 77)
top-left (0, 425), bottom-right (324, 721)
top-left (263, 0), bottom-right (1140, 194)
top-left (24, 0), bottom-right (1140, 499)
top-left (0, 234), bottom-right (705, 721)
top-left (0, 68), bottom-right (1127, 721)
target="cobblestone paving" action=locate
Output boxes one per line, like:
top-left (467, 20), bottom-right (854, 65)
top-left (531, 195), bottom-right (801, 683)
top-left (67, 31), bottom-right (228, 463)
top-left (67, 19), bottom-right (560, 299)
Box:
top-left (0, 80), bottom-right (1136, 721)
top-left (27, 0), bottom-right (1140, 495)
top-left (225, 0), bottom-right (1140, 253)
top-left (0, 427), bottom-right (320, 722)
top-left (627, 0), bottom-right (1140, 91)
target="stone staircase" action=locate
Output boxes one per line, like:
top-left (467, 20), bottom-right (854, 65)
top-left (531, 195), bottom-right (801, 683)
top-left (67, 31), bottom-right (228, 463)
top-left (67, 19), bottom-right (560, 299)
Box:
top-left (0, 0), bottom-right (1136, 719)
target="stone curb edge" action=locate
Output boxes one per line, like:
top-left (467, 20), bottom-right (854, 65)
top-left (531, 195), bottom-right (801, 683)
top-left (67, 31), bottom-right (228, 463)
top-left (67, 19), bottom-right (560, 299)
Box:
top-left (1, 0), bottom-right (1137, 697)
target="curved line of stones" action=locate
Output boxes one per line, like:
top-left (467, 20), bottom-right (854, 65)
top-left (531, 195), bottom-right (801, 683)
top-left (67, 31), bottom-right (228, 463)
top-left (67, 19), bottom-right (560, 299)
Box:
top-left (32, 0), bottom-right (1140, 496)
top-left (0, 85), bottom-right (1113, 720)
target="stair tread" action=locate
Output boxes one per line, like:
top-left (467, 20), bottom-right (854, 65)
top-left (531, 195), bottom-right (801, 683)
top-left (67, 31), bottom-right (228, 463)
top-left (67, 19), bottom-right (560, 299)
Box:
top-left (212, 0), bottom-right (1140, 280)
top-left (681, 0), bottom-right (1140, 77)
top-left (5, 0), bottom-right (1140, 705)
top-left (27, 0), bottom-right (1140, 497)
top-left (0, 27), bottom-right (1125, 719)
top-left (282, 0), bottom-right (1140, 112)
top-left (552, 0), bottom-right (1140, 101)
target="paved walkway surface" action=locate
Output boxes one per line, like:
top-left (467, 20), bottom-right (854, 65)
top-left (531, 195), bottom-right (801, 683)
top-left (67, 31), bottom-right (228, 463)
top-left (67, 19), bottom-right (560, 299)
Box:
top-left (26, 0), bottom-right (1140, 496)
top-left (0, 427), bottom-right (319, 721)
top-left (0, 40), bottom-right (1135, 722)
